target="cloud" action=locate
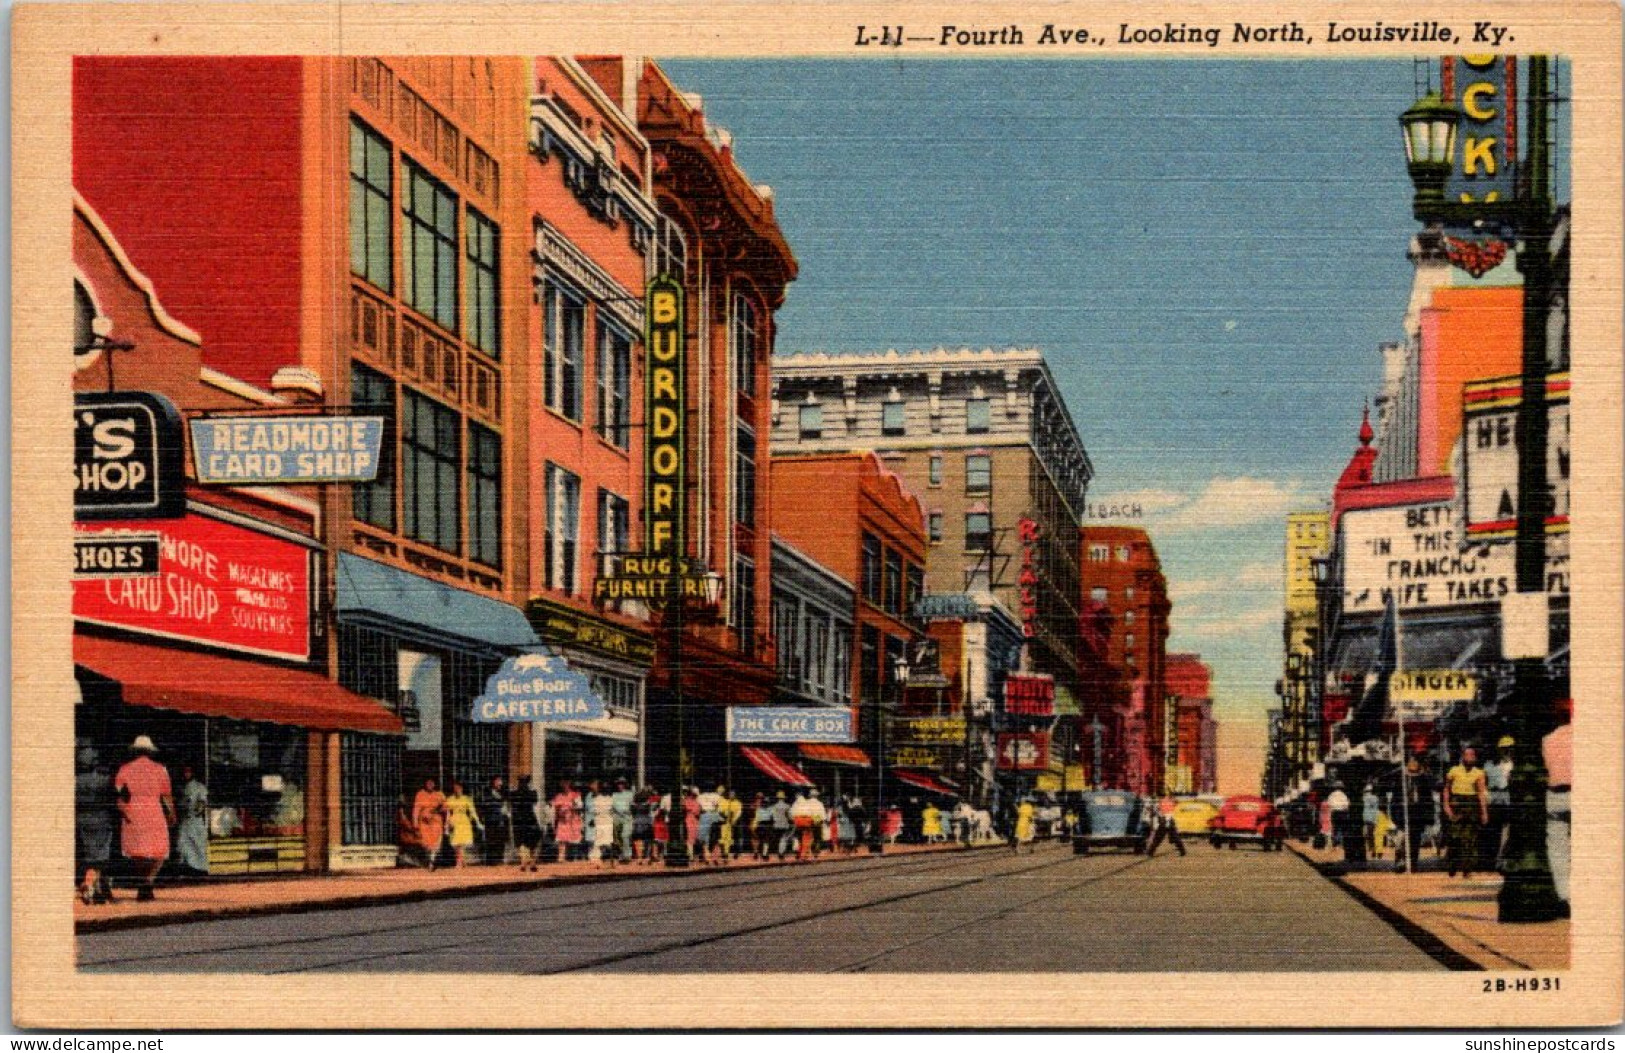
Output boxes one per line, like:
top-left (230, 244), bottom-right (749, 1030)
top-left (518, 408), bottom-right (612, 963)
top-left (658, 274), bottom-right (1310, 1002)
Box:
top-left (1223, 319), bottom-right (1239, 331)
top-left (1168, 560), bottom-right (1280, 604)
top-left (1175, 607), bottom-right (1280, 638)
top-left (1142, 476), bottom-right (1311, 535)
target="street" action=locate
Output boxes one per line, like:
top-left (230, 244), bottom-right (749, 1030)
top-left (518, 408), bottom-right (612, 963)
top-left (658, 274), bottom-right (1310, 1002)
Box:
top-left (79, 843), bottom-right (1447, 973)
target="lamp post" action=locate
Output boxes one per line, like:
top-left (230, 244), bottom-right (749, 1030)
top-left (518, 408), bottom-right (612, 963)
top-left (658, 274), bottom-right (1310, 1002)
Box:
top-left (1308, 556), bottom-right (1330, 772)
top-left (869, 652), bottom-right (910, 854)
top-left (1398, 61), bottom-right (1563, 922)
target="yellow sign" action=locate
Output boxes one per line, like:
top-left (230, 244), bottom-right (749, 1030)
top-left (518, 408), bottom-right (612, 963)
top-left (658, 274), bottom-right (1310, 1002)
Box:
top-left (895, 717), bottom-right (966, 744)
top-left (1034, 774), bottom-right (1061, 792)
top-left (645, 276), bottom-right (685, 557)
top-left (1391, 669), bottom-right (1478, 705)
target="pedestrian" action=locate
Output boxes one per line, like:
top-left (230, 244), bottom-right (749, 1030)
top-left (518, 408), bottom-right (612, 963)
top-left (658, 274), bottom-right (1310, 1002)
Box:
top-left (172, 765), bottom-right (210, 877)
top-left (789, 789), bottom-right (816, 860)
top-left (1442, 746), bottom-right (1490, 878)
top-left (1325, 782), bottom-right (1350, 850)
top-left (630, 785), bottom-right (656, 863)
top-left (881, 803), bottom-right (903, 847)
top-left (413, 777), bottom-right (447, 870)
top-left (592, 783), bottom-right (617, 868)
top-left (749, 793), bottom-right (770, 859)
top-left (834, 797), bottom-right (857, 854)
top-left (444, 781), bottom-right (481, 868)
top-left (478, 775), bottom-right (510, 866)
top-left (511, 775), bottom-right (542, 871)
top-left (718, 788), bottom-right (742, 864)
top-left (1481, 735), bottom-right (1515, 871)
top-left (680, 787), bottom-right (701, 861)
top-left (611, 779), bottom-right (635, 864)
top-left (651, 790), bottom-right (670, 862)
top-left (921, 801), bottom-right (943, 844)
top-left (396, 794), bottom-right (428, 868)
top-left (551, 780), bottom-right (582, 863)
top-left (1146, 792), bottom-right (1186, 857)
top-left (74, 746), bottom-right (116, 904)
top-left (769, 790), bottom-right (793, 859)
top-left (583, 780), bottom-right (603, 861)
top-left (696, 785), bottom-right (723, 865)
top-left (846, 794), bottom-right (868, 849)
top-left (1398, 757), bottom-right (1435, 871)
top-left (1543, 699), bottom-right (1572, 915)
top-left (1013, 797), bottom-right (1036, 854)
top-left (113, 735), bottom-right (175, 901)
top-left (1362, 783), bottom-right (1381, 857)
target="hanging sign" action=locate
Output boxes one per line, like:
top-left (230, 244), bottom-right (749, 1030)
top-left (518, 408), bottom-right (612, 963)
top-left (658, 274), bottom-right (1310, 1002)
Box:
top-left (74, 531), bottom-right (161, 579)
top-left (996, 731), bottom-right (1051, 771)
top-left (190, 416), bottom-right (384, 484)
top-left (1462, 374), bottom-right (1570, 539)
top-left (471, 650), bottom-right (606, 723)
top-left (74, 391), bottom-right (186, 521)
top-left (726, 706), bottom-right (853, 743)
top-left (1440, 55), bottom-right (1519, 227)
top-left (1003, 673), bottom-right (1056, 717)
top-left (645, 275), bottom-right (685, 557)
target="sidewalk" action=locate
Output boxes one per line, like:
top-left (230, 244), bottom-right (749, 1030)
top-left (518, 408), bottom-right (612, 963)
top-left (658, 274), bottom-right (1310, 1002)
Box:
top-left (1286, 839), bottom-right (1569, 971)
top-left (74, 840), bottom-right (991, 934)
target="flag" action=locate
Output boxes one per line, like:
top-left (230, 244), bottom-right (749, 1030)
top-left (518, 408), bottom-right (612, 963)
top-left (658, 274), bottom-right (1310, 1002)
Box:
top-left (1349, 592), bottom-right (1398, 745)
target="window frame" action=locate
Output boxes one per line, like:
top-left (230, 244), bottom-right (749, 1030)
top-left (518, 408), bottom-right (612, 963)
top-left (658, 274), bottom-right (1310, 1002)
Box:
top-left (881, 399), bottom-right (906, 437)
top-left (966, 397), bottom-right (992, 434)
top-left (401, 158), bottom-right (459, 332)
top-left (401, 388), bottom-right (462, 554)
top-left (965, 453), bottom-right (992, 494)
top-left (544, 463), bottom-right (581, 595)
top-left (349, 118), bottom-right (394, 293)
top-left (542, 279), bottom-right (586, 422)
top-left (350, 362), bottom-right (397, 531)
top-left (734, 425), bottom-right (757, 529)
top-left (798, 403), bottom-right (823, 439)
top-left (464, 205), bottom-right (500, 357)
top-left (965, 511), bottom-right (992, 553)
top-left (596, 321), bottom-right (632, 448)
top-left (732, 293), bottom-right (760, 399)
top-left (465, 420), bottom-right (502, 569)
top-left (861, 533), bottom-right (883, 604)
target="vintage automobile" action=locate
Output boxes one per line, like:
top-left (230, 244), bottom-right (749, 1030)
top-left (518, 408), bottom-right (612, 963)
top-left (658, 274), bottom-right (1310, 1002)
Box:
top-left (1071, 790), bottom-right (1150, 854)
top-left (1209, 794), bottom-right (1286, 850)
top-left (1170, 796), bottom-right (1221, 835)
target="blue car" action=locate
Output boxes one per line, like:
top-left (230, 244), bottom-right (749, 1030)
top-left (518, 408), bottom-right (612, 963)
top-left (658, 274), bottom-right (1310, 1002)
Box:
top-left (1072, 791), bottom-right (1150, 854)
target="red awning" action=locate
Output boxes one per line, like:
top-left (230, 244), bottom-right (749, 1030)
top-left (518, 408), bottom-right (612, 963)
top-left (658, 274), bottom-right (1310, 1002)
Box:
top-left (799, 743), bottom-right (871, 768)
top-left (893, 770), bottom-right (958, 796)
top-left (739, 746), bottom-right (815, 787)
top-left (75, 633), bottom-right (404, 734)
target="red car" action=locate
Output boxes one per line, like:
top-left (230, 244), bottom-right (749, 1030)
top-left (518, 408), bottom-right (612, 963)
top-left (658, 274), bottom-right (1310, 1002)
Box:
top-left (1208, 795), bottom-right (1285, 851)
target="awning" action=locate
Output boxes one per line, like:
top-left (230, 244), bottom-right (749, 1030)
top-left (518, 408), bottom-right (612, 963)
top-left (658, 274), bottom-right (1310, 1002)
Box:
top-left (74, 633), bottom-right (404, 734)
top-left (739, 746), bottom-right (815, 787)
top-left (799, 743), bottom-right (871, 768)
top-left (337, 552), bottom-right (539, 651)
top-left (893, 769), bottom-right (957, 796)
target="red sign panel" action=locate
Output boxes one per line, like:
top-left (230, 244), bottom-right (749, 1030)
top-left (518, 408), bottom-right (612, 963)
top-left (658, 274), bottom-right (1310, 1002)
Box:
top-left (1017, 516), bottom-right (1041, 638)
top-left (1003, 673), bottom-right (1056, 718)
top-left (996, 731), bottom-right (1051, 771)
top-left (74, 513), bottom-right (312, 661)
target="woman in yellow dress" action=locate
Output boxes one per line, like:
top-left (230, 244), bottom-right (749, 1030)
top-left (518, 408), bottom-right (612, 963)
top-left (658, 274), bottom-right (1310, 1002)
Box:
top-left (921, 802), bottom-right (944, 843)
top-left (444, 781), bottom-right (483, 868)
top-left (717, 789), bottom-right (742, 865)
top-left (1013, 798), bottom-right (1036, 854)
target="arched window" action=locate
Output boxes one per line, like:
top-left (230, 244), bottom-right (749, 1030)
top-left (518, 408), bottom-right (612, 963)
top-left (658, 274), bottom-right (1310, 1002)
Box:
top-left (654, 211), bottom-right (687, 283)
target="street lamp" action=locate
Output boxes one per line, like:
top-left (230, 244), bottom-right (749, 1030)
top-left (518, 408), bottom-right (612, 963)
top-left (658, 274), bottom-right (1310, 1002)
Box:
top-left (868, 651), bottom-right (910, 855)
top-left (1398, 61), bottom-right (1564, 923)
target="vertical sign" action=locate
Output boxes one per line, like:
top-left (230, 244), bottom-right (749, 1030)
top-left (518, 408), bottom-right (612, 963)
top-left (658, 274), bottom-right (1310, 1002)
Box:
top-left (646, 275), bottom-right (685, 557)
top-left (1440, 55), bottom-right (1519, 243)
top-left (1017, 516), bottom-right (1041, 638)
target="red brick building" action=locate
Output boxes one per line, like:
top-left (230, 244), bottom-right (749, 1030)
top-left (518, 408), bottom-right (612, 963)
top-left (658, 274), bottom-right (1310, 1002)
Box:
top-left (1166, 653), bottom-right (1218, 794)
top-left (1081, 526), bottom-right (1171, 794)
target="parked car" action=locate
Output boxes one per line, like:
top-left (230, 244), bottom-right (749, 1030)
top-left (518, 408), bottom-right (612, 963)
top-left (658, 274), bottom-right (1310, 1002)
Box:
top-left (1072, 791), bottom-right (1150, 854)
top-left (1170, 797), bottom-right (1221, 835)
top-left (1209, 795), bottom-right (1286, 850)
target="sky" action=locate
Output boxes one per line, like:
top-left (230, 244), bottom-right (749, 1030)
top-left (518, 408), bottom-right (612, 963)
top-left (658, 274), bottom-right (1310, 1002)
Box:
top-left (660, 59), bottom-right (1428, 792)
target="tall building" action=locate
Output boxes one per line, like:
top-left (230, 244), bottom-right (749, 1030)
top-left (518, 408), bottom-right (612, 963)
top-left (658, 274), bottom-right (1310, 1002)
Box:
top-left (1080, 527), bottom-right (1171, 793)
top-left (770, 347), bottom-right (1094, 779)
top-left (1279, 510), bottom-right (1329, 784)
top-left (1165, 653), bottom-right (1218, 795)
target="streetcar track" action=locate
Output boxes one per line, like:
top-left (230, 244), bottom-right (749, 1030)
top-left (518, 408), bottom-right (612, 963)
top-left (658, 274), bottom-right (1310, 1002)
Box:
top-left (268, 847), bottom-right (1072, 975)
top-left (77, 846), bottom-right (1021, 970)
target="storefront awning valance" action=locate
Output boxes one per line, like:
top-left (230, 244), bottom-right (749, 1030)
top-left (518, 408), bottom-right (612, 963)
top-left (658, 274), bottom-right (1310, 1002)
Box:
top-left (739, 746), bottom-right (815, 787)
top-left (799, 743), bottom-right (871, 768)
top-left (893, 770), bottom-right (958, 796)
top-left (75, 633), bottom-right (403, 734)
top-left (337, 553), bottom-right (539, 652)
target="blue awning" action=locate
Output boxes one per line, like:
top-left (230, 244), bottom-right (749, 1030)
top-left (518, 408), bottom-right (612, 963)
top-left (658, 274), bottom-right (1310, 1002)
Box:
top-left (336, 553), bottom-right (539, 652)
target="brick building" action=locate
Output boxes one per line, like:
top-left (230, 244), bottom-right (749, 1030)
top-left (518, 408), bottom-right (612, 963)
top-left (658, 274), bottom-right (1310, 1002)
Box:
top-left (1165, 653), bottom-right (1217, 795)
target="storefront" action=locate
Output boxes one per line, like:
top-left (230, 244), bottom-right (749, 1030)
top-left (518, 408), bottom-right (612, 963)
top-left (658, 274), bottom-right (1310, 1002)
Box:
top-left (332, 552), bottom-right (542, 869)
top-left (73, 508), bottom-right (402, 876)
top-left (525, 596), bottom-right (653, 795)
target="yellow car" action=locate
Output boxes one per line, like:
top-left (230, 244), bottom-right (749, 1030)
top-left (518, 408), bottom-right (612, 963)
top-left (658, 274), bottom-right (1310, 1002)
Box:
top-left (1171, 797), bottom-right (1221, 835)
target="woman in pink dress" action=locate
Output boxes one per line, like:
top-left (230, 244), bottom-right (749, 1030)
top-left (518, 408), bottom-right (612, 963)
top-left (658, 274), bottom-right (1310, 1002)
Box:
top-left (551, 780), bottom-right (583, 862)
top-left (682, 788), bottom-right (702, 859)
top-left (113, 736), bottom-right (175, 902)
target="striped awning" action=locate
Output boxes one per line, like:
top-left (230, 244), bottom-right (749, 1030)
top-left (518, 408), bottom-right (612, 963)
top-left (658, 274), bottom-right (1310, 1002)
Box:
top-left (893, 770), bottom-right (957, 796)
top-left (740, 746), bottom-right (815, 787)
top-left (800, 743), bottom-right (871, 768)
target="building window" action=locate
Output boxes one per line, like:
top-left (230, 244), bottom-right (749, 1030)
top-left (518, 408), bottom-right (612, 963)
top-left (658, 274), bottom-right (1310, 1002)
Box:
top-left (655, 213), bottom-right (687, 283)
top-left (860, 624), bottom-right (881, 707)
top-left (543, 281), bottom-right (585, 421)
top-left (905, 564), bottom-right (924, 616)
top-left (928, 512), bottom-right (943, 543)
top-left (340, 732), bottom-right (401, 847)
top-left (798, 403), bottom-right (823, 439)
top-left (881, 400), bottom-right (906, 436)
top-left (774, 596), bottom-right (799, 685)
top-left (965, 512), bottom-right (992, 552)
top-left (732, 555), bottom-right (756, 652)
top-left (1124, 610), bottom-right (1135, 625)
top-left (732, 294), bottom-right (760, 398)
top-left (350, 362), bottom-right (396, 531)
top-left (1088, 544), bottom-right (1110, 562)
top-left (466, 422), bottom-right (502, 568)
top-left (1126, 586), bottom-right (1136, 601)
top-left (1117, 545), bottom-right (1133, 562)
top-left (464, 207), bottom-right (499, 357)
top-left (804, 615), bottom-right (829, 695)
top-left (966, 454), bottom-right (991, 494)
top-left (597, 323), bottom-right (632, 447)
top-left (1090, 587), bottom-right (1109, 603)
top-left (928, 454), bottom-right (942, 487)
top-left (597, 489), bottom-right (630, 570)
top-left (735, 426), bottom-right (757, 528)
top-left (883, 548), bottom-right (903, 615)
top-left (861, 533), bottom-right (882, 604)
top-left (1126, 633), bottom-right (1135, 650)
top-left (401, 389), bottom-right (460, 553)
top-left (349, 119), bottom-right (393, 292)
top-left (966, 398), bottom-right (991, 433)
top-left (401, 160), bottom-right (458, 331)
top-left (832, 623), bottom-right (852, 702)
top-left (544, 463), bottom-right (580, 594)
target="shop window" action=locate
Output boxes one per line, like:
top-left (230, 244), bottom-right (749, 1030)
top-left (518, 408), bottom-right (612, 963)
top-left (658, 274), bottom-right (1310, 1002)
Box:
top-left (774, 596), bottom-right (800, 685)
top-left (340, 731), bottom-right (402, 847)
top-left (543, 280), bottom-right (585, 421)
top-left (965, 511), bottom-right (992, 553)
top-left (544, 463), bottom-right (580, 594)
top-left (401, 389), bottom-right (461, 554)
top-left (402, 159), bottom-right (458, 331)
top-left (882, 400), bottom-right (906, 436)
top-left (966, 454), bottom-right (991, 494)
top-left (350, 118), bottom-right (393, 292)
top-left (351, 362), bottom-right (396, 531)
top-left (735, 426), bottom-right (757, 529)
top-left (804, 614), bottom-right (829, 695)
top-left (464, 206), bottom-right (499, 357)
top-left (966, 398), bottom-right (991, 434)
top-left (466, 421), bottom-right (501, 568)
top-left (587, 672), bottom-right (641, 721)
top-left (206, 719), bottom-right (308, 847)
top-left (832, 623), bottom-right (853, 702)
top-left (798, 403), bottom-right (823, 439)
top-left (596, 323), bottom-right (632, 447)
top-left (861, 533), bottom-right (882, 603)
